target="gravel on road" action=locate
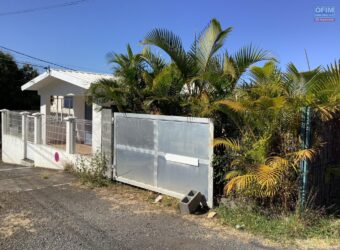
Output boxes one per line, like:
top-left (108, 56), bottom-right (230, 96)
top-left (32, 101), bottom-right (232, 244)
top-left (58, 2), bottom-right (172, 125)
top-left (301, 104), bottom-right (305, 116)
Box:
top-left (0, 163), bottom-right (280, 250)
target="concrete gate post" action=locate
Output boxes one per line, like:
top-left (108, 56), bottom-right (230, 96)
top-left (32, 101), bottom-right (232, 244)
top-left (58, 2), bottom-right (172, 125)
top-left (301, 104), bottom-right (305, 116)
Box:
top-left (65, 117), bottom-right (76, 154)
top-left (20, 111), bottom-right (30, 159)
top-left (32, 113), bottom-right (42, 144)
top-left (0, 109), bottom-right (9, 136)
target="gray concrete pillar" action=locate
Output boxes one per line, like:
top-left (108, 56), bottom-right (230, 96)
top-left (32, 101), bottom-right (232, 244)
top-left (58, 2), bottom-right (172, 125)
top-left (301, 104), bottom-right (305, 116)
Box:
top-left (101, 108), bottom-right (113, 179)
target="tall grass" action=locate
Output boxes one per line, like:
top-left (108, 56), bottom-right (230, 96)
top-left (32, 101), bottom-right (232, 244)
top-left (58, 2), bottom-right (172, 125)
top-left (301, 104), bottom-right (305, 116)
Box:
top-left (216, 203), bottom-right (340, 242)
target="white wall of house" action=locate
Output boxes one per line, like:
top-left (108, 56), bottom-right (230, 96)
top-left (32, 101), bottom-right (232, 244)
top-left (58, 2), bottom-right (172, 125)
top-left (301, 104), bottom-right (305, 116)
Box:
top-left (38, 80), bottom-right (91, 144)
top-left (37, 78), bottom-right (87, 96)
top-left (50, 96), bottom-right (74, 116)
top-left (74, 96), bottom-right (86, 120)
top-left (49, 95), bottom-right (86, 120)
top-left (38, 79), bottom-right (87, 117)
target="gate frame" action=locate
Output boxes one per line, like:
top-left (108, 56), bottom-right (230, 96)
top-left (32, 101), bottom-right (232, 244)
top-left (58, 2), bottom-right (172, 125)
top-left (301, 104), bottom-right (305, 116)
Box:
top-left (113, 113), bottom-right (214, 207)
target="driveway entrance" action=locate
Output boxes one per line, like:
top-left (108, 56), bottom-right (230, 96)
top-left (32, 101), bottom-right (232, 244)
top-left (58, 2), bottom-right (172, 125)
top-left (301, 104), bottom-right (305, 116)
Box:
top-left (0, 162), bottom-right (274, 250)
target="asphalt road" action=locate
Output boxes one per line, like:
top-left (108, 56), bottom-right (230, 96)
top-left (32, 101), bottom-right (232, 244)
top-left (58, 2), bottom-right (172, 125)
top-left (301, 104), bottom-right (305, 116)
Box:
top-left (0, 163), bottom-right (279, 250)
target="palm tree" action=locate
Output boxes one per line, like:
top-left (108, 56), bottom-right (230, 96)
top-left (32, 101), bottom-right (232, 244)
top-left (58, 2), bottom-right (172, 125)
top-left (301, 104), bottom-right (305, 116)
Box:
top-left (142, 19), bottom-right (273, 103)
top-left (90, 19), bottom-right (272, 116)
top-left (214, 60), bottom-right (340, 209)
top-left (88, 44), bottom-right (166, 113)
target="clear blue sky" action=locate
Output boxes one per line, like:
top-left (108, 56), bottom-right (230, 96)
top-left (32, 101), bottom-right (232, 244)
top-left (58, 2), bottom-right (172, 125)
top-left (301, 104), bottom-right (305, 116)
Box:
top-left (0, 0), bottom-right (339, 74)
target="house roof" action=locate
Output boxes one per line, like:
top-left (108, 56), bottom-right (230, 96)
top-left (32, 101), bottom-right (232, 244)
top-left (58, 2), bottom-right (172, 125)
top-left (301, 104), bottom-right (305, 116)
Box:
top-left (21, 68), bottom-right (115, 91)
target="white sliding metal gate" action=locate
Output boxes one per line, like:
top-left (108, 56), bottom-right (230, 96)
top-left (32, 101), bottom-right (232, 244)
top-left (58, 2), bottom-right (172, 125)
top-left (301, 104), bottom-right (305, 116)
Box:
top-left (113, 113), bottom-right (214, 207)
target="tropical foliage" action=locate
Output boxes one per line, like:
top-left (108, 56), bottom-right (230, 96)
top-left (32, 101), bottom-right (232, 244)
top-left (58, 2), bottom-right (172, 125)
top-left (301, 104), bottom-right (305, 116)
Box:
top-left (215, 60), bottom-right (340, 209)
top-left (89, 19), bottom-right (272, 116)
top-left (88, 19), bottom-right (340, 211)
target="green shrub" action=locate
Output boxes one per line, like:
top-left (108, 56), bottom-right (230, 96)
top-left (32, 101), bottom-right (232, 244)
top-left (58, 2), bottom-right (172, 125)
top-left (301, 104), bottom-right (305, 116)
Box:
top-left (75, 151), bottom-right (109, 187)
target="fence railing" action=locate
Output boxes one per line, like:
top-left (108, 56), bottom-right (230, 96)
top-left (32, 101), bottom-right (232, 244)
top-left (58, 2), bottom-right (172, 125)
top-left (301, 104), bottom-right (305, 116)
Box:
top-left (27, 116), bottom-right (35, 143)
top-left (8, 111), bottom-right (22, 138)
top-left (46, 116), bottom-right (67, 149)
top-left (75, 119), bottom-right (92, 155)
top-left (2, 110), bottom-right (93, 156)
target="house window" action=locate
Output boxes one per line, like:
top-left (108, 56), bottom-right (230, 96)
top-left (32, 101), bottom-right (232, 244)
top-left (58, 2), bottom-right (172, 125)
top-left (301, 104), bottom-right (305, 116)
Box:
top-left (64, 96), bottom-right (73, 108)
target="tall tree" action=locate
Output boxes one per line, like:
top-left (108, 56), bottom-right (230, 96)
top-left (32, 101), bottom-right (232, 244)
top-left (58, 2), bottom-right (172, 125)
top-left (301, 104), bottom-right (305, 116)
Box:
top-left (0, 51), bottom-right (39, 110)
top-left (142, 18), bottom-right (272, 115)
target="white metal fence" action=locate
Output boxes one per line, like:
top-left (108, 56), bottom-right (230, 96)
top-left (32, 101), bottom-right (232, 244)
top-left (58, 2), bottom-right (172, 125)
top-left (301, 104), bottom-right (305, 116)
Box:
top-left (46, 116), bottom-right (67, 149)
top-left (27, 116), bottom-right (35, 143)
top-left (75, 119), bottom-right (92, 155)
top-left (3, 110), bottom-right (93, 155)
top-left (8, 111), bottom-right (22, 138)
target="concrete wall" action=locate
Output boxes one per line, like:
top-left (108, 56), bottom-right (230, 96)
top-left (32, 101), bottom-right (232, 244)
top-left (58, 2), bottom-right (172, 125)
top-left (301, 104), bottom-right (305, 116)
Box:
top-left (2, 135), bottom-right (24, 165)
top-left (2, 133), bottom-right (89, 170)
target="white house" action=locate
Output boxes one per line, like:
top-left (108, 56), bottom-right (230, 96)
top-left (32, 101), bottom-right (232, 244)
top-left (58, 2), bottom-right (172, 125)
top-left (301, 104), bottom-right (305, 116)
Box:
top-left (21, 68), bottom-right (113, 120)
top-left (0, 68), bottom-right (115, 169)
top-left (21, 68), bottom-right (114, 151)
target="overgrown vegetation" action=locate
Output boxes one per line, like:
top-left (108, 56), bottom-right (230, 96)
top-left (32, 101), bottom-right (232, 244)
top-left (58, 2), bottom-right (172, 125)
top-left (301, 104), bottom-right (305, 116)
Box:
top-left (65, 151), bottom-right (109, 187)
top-left (87, 18), bottom-right (340, 241)
top-left (88, 19), bottom-right (272, 117)
top-left (213, 61), bottom-right (340, 211)
top-left (216, 203), bottom-right (340, 243)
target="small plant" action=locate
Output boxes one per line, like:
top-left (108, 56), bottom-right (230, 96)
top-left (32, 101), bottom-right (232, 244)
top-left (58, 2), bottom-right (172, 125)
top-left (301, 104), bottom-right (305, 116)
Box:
top-left (63, 162), bottom-right (75, 173)
top-left (161, 195), bottom-right (179, 209)
top-left (40, 172), bottom-right (49, 179)
top-left (75, 151), bottom-right (109, 187)
top-left (216, 202), bottom-right (340, 243)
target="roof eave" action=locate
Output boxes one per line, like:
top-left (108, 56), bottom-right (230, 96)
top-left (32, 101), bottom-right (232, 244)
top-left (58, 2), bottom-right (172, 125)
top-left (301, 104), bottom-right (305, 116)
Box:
top-left (21, 71), bottom-right (50, 91)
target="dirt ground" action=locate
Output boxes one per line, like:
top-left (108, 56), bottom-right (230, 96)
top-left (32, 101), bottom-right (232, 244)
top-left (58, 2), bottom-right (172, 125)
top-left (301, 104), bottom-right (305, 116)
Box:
top-left (0, 163), bottom-right (286, 250)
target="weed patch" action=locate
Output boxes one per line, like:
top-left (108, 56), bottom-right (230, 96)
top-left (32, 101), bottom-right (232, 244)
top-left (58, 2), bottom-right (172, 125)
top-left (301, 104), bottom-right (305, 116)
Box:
top-left (215, 204), bottom-right (340, 244)
top-left (64, 152), bottom-right (110, 187)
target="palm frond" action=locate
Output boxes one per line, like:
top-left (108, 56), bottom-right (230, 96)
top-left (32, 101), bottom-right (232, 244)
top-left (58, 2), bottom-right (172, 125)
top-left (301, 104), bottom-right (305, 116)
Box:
top-left (142, 28), bottom-right (190, 76)
top-left (225, 170), bottom-right (242, 180)
top-left (140, 46), bottom-right (166, 75)
top-left (266, 156), bottom-right (289, 168)
top-left (232, 44), bottom-right (274, 82)
top-left (214, 138), bottom-right (241, 151)
top-left (194, 19), bottom-right (232, 72)
top-left (88, 79), bottom-right (127, 111)
top-left (225, 174), bottom-right (256, 194)
top-left (290, 148), bottom-right (315, 163)
top-left (223, 52), bottom-right (236, 79)
top-left (215, 99), bottom-right (246, 112)
top-left (255, 164), bottom-right (282, 189)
